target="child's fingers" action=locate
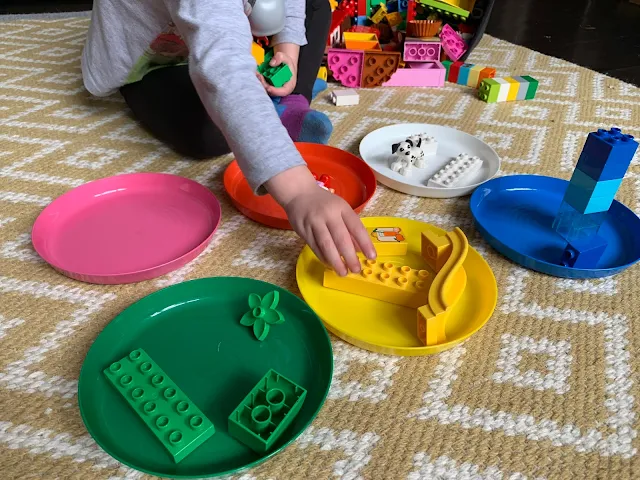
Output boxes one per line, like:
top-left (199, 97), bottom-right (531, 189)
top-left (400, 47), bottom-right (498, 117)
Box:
top-left (327, 218), bottom-right (361, 274)
top-left (343, 210), bottom-right (376, 259)
top-left (312, 223), bottom-right (347, 276)
top-left (269, 52), bottom-right (285, 66)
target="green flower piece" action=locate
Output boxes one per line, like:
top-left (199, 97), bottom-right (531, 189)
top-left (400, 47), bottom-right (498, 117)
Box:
top-left (240, 291), bottom-right (285, 341)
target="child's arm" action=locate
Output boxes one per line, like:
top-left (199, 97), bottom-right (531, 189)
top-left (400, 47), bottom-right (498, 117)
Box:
top-left (162, 0), bottom-right (375, 275)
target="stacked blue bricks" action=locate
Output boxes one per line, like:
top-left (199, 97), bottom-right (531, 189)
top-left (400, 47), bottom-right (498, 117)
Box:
top-left (553, 128), bottom-right (638, 268)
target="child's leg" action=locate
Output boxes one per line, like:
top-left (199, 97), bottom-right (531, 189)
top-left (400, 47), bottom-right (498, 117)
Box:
top-left (120, 65), bottom-right (230, 159)
top-left (293, 0), bottom-right (332, 103)
top-left (274, 0), bottom-right (333, 144)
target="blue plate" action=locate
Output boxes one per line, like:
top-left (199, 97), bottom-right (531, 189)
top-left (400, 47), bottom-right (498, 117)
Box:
top-left (470, 175), bottom-right (640, 278)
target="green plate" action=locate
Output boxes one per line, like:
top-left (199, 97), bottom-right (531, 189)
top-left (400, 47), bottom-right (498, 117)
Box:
top-left (78, 277), bottom-right (333, 478)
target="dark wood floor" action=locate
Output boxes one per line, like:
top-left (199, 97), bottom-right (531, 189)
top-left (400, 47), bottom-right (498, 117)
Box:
top-left (2, 0), bottom-right (640, 86)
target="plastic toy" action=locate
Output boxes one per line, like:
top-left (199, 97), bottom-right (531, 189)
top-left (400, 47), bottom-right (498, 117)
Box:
top-left (406, 0), bottom-right (418, 22)
top-left (344, 32), bottom-right (381, 50)
top-left (257, 51), bottom-right (292, 88)
top-left (382, 61), bottom-right (445, 87)
top-left (228, 369), bottom-right (307, 453)
top-left (362, 50), bottom-right (401, 87)
top-left (406, 19), bottom-right (441, 37)
top-left (478, 76), bottom-right (538, 103)
top-left (403, 39), bottom-right (441, 62)
top-left (438, 0), bottom-right (477, 10)
top-left (317, 66), bottom-right (328, 81)
top-left (323, 258), bottom-right (431, 308)
top-left (103, 349), bottom-right (215, 463)
top-left (330, 88), bottom-right (360, 106)
top-left (390, 135), bottom-right (433, 175)
top-left (385, 12), bottom-right (404, 27)
top-left (439, 24), bottom-right (467, 61)
top-left (418, 0), bottom-right (470, 21)
top-left (240, 291), bottom-right (285, 341)
top-left (368, 226), bottom-right (409, 255)
top-left (312, 172), bottom-right (336, 193)
top-left (552, 128), bottom-right (638, 267)
top-left (442, 60), bottom-right (495, 88)
top-left (251, 42), bottom-right (265, 65)
top-left (247, 0), bottom-right (286, 37)
top-left (560, 235), bottom-right (608, 268)
top-left (327, 48), bottom-right (364, 88)
top-left (370, 3), bottom-right (388, 23)
top-left (427, 154), bottom-right (483, 188)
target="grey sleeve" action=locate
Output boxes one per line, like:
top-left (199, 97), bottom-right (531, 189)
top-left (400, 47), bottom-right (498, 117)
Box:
top-left (272, 0), bottom-right (307, 46)
top-left (162, 0), bottom-right (306, 194)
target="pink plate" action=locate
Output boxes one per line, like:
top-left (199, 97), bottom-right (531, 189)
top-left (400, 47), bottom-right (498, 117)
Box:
top-left (32, 173), bottom-right (222, 285)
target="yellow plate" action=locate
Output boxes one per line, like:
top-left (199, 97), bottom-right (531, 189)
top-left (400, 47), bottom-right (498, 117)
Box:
top-left (295, 217), bottom-right (498, 356)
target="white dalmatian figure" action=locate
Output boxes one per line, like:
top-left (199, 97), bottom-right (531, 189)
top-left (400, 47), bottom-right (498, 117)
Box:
top-left (390, 137), bottom-right (427, 175)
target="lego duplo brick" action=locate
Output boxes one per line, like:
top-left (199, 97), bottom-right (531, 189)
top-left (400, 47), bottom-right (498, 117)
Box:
top-left (344, 32), bottom-right (381, 50)
top-left (418, 0), bottom-right (470, 20)
top-left (562, 169), bottom-right (624, 214)
top-left (439, 24), bottom-right (468, 61)
top-left (323, 257), bottom-right (431, 308)
top-left (560, 235), bottom-right (608, 269)
top-left (361, 50), bottom-right (401, 87)
top-left (552, 199), bottom-right (607, 243)
top-left (368, 226), bottom-right (409, 256)
top-left (382, 61), bottom-right (445, 87)
top-left (104, 349), bottom-right (215, 463)
top-left (228, 369), bottom-right (307, 453)
top-left (257, 51), bottom-right (292, 88)
top-left (478, 76), bottom-right (539, 103)
top-left (456, 63), bottom-right (474, 87)
top-left (574, 128), bottom-right (639, 182)
top-left (406, 0), bottom-right (418, 21)
top-left (327, 48), bottom-right (364, 88)
top-left (438, 0), bottom-right (477, 9)
top-left (427, 153), bottom-right (483, 188)
top-left (403, 39), bottom-right (441, 62)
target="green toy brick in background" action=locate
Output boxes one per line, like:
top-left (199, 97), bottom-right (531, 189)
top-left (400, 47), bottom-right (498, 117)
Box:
top-left (104, 348), bottom-right (216, 463)
top-left (228, 369), bottom-right (307, 453)
top-left (257, 50), bottom-right (293, 88)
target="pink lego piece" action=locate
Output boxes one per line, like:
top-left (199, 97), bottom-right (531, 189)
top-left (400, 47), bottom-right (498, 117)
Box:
top-left (439, 24), bottom-right (467, 62)
top-left (327, 48), bottom-right (364, 88)
top-left (382, 61), bottom-right (445, 87)
top-left (403, 40), bottom-right (441, 62)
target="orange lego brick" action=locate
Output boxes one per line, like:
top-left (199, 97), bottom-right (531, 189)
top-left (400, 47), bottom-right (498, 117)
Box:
top-left (344, 32), bottom-right (381, 51)
top-left (368, 227), bottom-right (408, 256)
top-left (323, 258), bottom-right (431, 309)
top-left (478, 67), bottom-right (496, 85)
top-left (361, 50), bottom-right (401, 88)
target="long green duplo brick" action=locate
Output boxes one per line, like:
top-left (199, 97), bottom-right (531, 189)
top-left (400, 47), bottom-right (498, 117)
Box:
top-left (104, 349), bottom-right (215, 463)
top-left (228, 369), bottom-right (306, 453)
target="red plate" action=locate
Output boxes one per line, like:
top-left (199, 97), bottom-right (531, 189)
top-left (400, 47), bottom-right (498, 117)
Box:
top-left (224, 143), bottom-right (377, 229)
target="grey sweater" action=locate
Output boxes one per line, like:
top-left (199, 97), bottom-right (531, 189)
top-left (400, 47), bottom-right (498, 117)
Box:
top-left (82, 0), bottom-right (307, 193)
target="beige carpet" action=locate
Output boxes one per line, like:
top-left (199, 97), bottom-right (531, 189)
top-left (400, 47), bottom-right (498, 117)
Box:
top-left (1, 15), bottom-right (640, 480)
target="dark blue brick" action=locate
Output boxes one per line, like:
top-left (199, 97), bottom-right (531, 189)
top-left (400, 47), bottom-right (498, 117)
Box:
top-left (575, 128), bottom-right (638, 182)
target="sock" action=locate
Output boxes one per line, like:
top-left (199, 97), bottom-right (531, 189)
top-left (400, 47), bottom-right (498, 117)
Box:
top-left (312, 78), bottom-right (328, 100)
top-left (273, 94), bottom-right (333, 144)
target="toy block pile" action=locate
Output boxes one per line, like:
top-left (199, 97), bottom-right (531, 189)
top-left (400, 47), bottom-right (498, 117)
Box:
top-left (552, 128), bottom-right (639, 268)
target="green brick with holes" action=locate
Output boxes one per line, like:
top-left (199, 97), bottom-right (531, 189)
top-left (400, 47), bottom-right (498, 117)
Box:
top-left (104, 349), bottom-right (215, 463)
top-left (228, 369), bottom-right (307, 453)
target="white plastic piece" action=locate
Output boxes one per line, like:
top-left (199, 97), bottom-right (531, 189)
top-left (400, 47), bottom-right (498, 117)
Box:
top-left (427, 153), bottom-right (483, 188)
top-left (408, 133), bottom-right (438, 157)
top-left (390, 157), bottom-right (413, 176)
top-left (495, 78), bottom-right (510, 102)
top-left (330, 89), bottom-right (359, 106)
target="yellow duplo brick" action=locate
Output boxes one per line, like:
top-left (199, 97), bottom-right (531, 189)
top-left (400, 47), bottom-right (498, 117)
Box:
top-left (505, 77), bottom-right (520, 101)
top-left (421, 230), bottom-right (452, 272)
top-left (467, 65), bottom-right (484, 88)
top-left (323, 258), bottom-right (431, 308)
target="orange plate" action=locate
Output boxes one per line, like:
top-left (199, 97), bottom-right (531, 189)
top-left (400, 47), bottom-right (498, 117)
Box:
top-left (224, 143), bottom-right (378, 229)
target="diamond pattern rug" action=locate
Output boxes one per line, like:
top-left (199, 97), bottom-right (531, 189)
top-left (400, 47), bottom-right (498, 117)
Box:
top-left (1, 14), bottom-right (639, 480)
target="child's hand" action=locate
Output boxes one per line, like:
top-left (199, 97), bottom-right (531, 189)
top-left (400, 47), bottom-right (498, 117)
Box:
top-left (265, 166), bottom-right (376, 276)
top-left (258, 43), bottom-right (299, 97)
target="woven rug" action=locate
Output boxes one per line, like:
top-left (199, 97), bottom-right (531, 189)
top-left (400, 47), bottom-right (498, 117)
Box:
top-left (1, 14), bottom-right (640, 480)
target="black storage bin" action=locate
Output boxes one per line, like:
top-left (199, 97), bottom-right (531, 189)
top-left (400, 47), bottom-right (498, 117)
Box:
top-left (460, 0), bottom-right (496, 61)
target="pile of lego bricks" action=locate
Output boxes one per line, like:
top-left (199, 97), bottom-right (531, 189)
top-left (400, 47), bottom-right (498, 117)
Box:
top-left (322, 0), bottom-right (539, 103)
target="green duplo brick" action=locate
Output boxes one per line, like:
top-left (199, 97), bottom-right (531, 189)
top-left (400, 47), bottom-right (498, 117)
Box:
top-left (478, 78), bottom-right (500, 103)
top-left (228, 369), bottom-right (307, 453)
top-left (520, 75), bottom-right (539, 100)
top-left (104, 349), bottom-right (215, 463)
top-left (442, 60), bottom-right (452, 81)
top-left (257, 50), bottom-right (293, 88)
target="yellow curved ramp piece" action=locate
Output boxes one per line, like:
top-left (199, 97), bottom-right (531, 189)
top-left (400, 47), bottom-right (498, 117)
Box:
top-left (417, 228), bottom-right (468, 346)
top-left (251, 42), bottom-right (265, 65)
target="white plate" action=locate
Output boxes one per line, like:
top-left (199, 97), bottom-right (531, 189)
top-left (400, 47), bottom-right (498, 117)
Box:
top-left (358, 123), bottom-right (501, 198)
